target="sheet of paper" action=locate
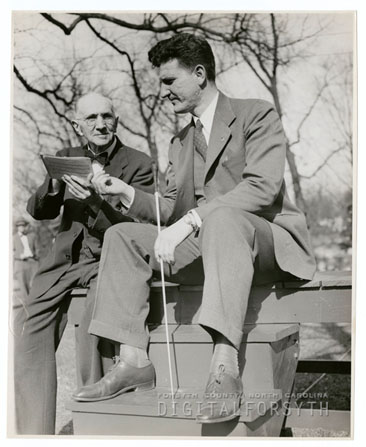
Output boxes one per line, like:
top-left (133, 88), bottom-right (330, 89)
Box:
top-left (41, 155), bottom-right (92, 180)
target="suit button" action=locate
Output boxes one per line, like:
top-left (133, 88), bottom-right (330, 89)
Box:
top-left (65, 254), bottom-right (71, 260)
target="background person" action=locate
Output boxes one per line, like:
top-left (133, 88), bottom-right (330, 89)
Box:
top-left (13, 217), bottom-right (39, 297)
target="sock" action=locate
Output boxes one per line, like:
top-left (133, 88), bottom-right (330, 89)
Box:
top-left (210, 335), bottom-right (239, 377)
top-left (119, 344), bottom-right (151, 368)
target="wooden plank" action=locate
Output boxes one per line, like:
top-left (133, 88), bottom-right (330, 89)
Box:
top-left (174, 341), bottom-right (276, 390)
top-left (282, 279), bottom-right (321, 289)
top-left (172, 324), bottom-right (300, 344)
top-left (71, 407), bottom-right (351, 436)
top-left (284, 409), bottom-right (351, 432)
top-left (68, 272), bottom-right (351, 297)
top-left (69, 281), bottom-right (178, 297)
top-left (67, 386), bottom-right (282, 423)
top-left (148, 325), bottom-right (179, 388)
top-left (149, 324), bottom-right (178, 343)
top-left (320, 272), bottom-right (353, 288)
top-left (280, 271), bottom-right (352, 290)
top-left (71, 412), bottom-right (255, 436)
top-left (68, 287), bottom-right (351, 326)
top-left (245, 288), bottom-right (351, 324)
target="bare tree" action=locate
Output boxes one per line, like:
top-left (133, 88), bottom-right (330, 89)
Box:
top-left (13, 12), bottom-right (352, 218)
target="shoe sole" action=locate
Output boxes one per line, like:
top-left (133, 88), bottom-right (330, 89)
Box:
top-left (72, 380), bottom-right (155, 402)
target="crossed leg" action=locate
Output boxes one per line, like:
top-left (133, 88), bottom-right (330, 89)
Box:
top-left (77, 207), bottom-right (283, 422)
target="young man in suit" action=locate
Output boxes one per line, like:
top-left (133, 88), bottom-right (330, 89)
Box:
top-left (73, 34), bottom-right (316, 423)
top-left (13, 218), bottom-right (39, 297)
top-left (13, 92), bottom-right (154, 434)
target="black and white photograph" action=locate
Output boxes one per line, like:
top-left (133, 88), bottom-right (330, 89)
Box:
top-left (6, 4), bottom-right (358, 441)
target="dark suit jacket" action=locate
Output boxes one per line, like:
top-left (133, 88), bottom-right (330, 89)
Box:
top-left (127, 92), bottom-right (316, 280)
top-left (27, 137), bottom-right (154, 298)
top-left (13, 232), bottom-right (38, 260)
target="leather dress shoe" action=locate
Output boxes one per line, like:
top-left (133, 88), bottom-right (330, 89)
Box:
top-left (196, 364), bottom-right (243, 424)
top-left (72, 357), bottom-right (155, 402)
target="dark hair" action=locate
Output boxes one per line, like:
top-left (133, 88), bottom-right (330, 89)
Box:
top-left (148, 33), bottom-right (216, 81)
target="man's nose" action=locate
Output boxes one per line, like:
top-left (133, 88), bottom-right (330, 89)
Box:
top-left (160, 85), bottom-right (170, 99)
top-left (95, 115), bottom-right (107, 129)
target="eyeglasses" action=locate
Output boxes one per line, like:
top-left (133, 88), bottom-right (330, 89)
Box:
top-left (77, 115), bottom-right (115, 128)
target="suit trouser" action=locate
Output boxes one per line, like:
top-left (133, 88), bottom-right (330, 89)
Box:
top-left (89, 207), bottom-right (285, 352)
top-left (14, 258), bottom-right (39, 298)
top-left (12, 256), bottom-right (116, 435)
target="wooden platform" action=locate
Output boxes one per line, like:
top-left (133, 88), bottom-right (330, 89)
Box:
top-left (67, 270), bottom-right (352, 436)
top-left (68, 271), bottom-right (352, 326)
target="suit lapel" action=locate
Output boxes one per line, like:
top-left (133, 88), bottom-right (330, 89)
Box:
top-left (204, 92), bottom-right (236, 179)
top-left (176, 123), bottom-right (195, 191)
top-left (103, 138), bottom-right (128, 179)
top-left (168, 123), bottom-right (196, 222)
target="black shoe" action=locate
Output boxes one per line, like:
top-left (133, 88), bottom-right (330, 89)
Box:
top-left (72, 357), bottom-right (155, 402)
top-left (196, 364), bottom-right (243, 424)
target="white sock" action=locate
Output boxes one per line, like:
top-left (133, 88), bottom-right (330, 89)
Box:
top-left (119, 344), bottom-right (151, 368)
top-left (210, 335), bottom-right (239, 377)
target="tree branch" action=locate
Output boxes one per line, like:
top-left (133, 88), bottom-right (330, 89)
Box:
top-left (14, 65), bottom-right (74, 125)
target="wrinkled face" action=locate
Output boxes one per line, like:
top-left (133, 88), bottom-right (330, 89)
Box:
top-left (159, 59), bottom-right (203, 115)
top-left (72, 95), bottom-right (118, 151)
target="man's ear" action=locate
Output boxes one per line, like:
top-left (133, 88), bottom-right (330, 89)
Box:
top-left (72, 119), bottom-right (84, 136)
top-left (194, 65), bottom-right (207, 86)
top-left (114, 116), bottom-right (119, 132)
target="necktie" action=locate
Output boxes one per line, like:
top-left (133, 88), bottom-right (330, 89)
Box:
top-left (194, 119), bottom-right (208, 161)
top-left (85, 150), bottom-right (109, 166)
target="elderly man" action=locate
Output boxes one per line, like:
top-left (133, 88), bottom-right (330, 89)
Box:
top-left (73, 34), bottom-right (316, 424)
top-left (13, 92), bottom-right (154, 434)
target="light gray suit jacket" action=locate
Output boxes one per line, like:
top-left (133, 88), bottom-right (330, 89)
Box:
top-left (128, 92), bottom-right (316, 280)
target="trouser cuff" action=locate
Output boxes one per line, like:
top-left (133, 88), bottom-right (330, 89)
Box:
top-left (89, 319), bottom-right (149, 350)
top-left (198, 309), bottom-right (244, 350)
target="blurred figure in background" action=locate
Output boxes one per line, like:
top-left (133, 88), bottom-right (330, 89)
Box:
top-left (13, 217), bottom-right (39, 297)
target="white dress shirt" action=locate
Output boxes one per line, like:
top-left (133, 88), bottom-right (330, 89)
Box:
top-left (126, 92), bottom-right (220, 225)
top-left (192, 91), bottom-right (219, 146)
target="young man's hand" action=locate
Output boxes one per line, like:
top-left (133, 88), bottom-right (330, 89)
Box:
top-left (154, 218), bottom-right (194, 265)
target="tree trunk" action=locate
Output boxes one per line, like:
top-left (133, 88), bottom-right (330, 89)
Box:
top-left (271, 84), bottom-right (309, 217)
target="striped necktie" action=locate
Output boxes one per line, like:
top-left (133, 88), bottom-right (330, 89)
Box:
top-left (194, 119), bottom-right (208, 161)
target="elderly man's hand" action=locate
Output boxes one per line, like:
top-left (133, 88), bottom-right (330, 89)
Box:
top-left (154, 218), bottom-right (194, 265)
top-left (62, 174), bottom-right (96, 202)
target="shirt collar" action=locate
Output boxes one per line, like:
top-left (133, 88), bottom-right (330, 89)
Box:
top-left (192, 91), bottom-right (219, 136)
top-left (87, 136), bottom-right (117, 158)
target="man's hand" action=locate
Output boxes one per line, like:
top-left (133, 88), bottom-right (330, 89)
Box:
top-left (90, 171), bottom-right (135, 206)
top-left (62, 174), bottom-right (95, 202)
top-left (154, 218), bottom-right (194, 265)
top-left (90, 171), bottom-right (129, 196)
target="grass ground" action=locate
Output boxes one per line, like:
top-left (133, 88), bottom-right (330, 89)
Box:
top-left (54, 323), bottom-right (352, 437)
